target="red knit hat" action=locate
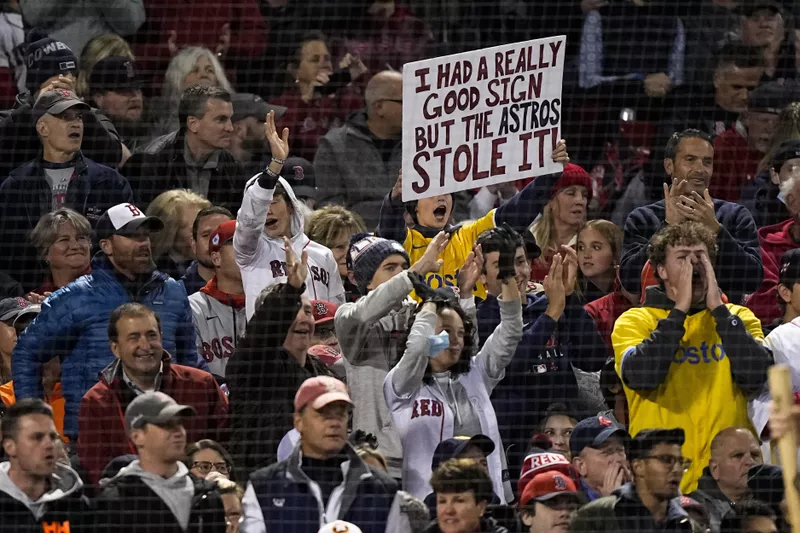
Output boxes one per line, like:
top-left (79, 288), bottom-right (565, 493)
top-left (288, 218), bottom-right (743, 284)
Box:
top-left (551, 163), bottom-right (592, 201)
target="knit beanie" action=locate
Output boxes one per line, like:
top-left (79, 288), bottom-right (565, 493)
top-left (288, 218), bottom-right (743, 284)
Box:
top-left (24, 29), bottom-right (78, 94)
top-left (347, 233), bottom-right (410, 295)
top-left (551, 163), bottom-right (593, 202)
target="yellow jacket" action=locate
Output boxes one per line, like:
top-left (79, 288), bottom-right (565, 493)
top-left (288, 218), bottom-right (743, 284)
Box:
top-left (403, 210), bottom-right (496, 299)
top-left (612, 288), bottom-right (771, 493)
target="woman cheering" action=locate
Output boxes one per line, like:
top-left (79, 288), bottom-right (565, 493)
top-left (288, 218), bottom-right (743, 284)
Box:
top-left (384, 241), bottom-right (523, 502)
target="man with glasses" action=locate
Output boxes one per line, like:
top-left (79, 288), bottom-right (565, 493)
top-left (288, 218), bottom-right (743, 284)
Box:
top-left (94, 391), bottom-right (227, 531)
top-left (571, 428), bottom-right (697, 533)
top-left (569, 415), bottom-right (631, 502)
top-left (315, 71), bottom-right (403, 227)
top-left (613, 222), bottom-right (771, 493)
top-left (78, 302), bottom-right (227, 486)
top-left (0, 89), bottom-right (134, 290)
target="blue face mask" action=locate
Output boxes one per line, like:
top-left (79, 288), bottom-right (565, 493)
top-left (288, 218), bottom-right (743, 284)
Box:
top-left (778, 190), bottom-right (787, 205)
top-left (428, 331), bottom-right (450, 357)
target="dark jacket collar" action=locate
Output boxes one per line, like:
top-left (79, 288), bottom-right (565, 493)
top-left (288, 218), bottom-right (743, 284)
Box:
top-left (286, 442), bottom-right (373, 518)
top-left (695, 468), bottom-right (736, 504)
top-left (614, 482), bottom-right (691, 523)
top-left (643, 286), bottom-right (708, 315)
top-left (11, 151), bottom-right (91, 181)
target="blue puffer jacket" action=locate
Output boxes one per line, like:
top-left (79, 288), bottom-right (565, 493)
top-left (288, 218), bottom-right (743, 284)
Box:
top-left (12, 254), bottom-right (206, 439)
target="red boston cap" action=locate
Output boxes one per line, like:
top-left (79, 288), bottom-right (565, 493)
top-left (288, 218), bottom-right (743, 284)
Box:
top-left (294, 376), bottom-right (351, 412)
top-left (209, 220), bottom-right (236, 254)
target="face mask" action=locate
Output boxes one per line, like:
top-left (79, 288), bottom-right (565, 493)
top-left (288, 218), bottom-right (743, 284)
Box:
top-left (428, 331), bottom-right (450, 357)
top-left (778, 190), bottom-right (787, 205)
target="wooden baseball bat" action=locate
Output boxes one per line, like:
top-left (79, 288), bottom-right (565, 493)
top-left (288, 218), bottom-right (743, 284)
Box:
top-left (768, 365), bottom-right (800, 533)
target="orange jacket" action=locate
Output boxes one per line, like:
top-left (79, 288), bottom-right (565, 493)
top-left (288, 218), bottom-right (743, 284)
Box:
top-left (0, 381), bottom-right (66, 439)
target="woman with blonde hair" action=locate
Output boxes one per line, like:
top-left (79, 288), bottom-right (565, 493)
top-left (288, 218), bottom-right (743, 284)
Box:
top-left (145, 189), bottom-right (211, 279)
top-left (529, 164), bottom-right (592, 283)
top-left (307, 205), bottom-right (366, 301)
top-left (149, 47), bottom-right (234, 137)
top-left (76, 34), bottom-right (135, 98)
top-left (28, 208), bottom-right (92, 299)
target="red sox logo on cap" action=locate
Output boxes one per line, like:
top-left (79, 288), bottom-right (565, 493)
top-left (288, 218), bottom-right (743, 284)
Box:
top-left (57, 89), bottom-right (72, 97)
top-left (314, 301), bottom-right (328, 316)
top-left (212, 234), bottom-right (220, 246)
top-left (15, 297), bottom-right (28, 308)
top-left (553, 474), bottom-right (567, 491)
top-left (294, 166), bottom-right (304, 181)
top-left (598, 416), bottom-right (613, 426)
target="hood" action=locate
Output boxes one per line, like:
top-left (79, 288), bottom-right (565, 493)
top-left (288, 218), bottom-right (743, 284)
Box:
top-left (0, 461), bottom-right (83, 520)
top-left (199, 276), bottom-right (246, 309)
top-left (758, 218), bottom-right (795, 246)
top-left (110, 459), bottom-right (189, 486)
top-left (642, 286), bottom-right (709, 315)
top-left (346, 110), bottom-right (370, 135)
top-left (265, 176), bottom-right (307, 245)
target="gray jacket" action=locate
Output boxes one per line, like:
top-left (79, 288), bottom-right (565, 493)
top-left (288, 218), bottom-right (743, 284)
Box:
top-left (20, 0), bottom-right (145, 59)
top-left (314, 111), bottom-right (402, 229)
top-left (334, 271), bottom-right (416, 477)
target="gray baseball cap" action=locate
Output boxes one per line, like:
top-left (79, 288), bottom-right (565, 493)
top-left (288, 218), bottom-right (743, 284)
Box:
top-left (125, 391), bottom-right (196, 432)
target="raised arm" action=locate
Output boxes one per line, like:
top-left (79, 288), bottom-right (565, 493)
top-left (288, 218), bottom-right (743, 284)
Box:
top-left (387, 302), bottom-right (437, 399)
top-left (234, 111), bottom-right (289, 266)
top-left (475, 277), bottom-right (523, 386)
top-left (376, 172), bottom-right (410, 240)
top-left (494, 140), bottom-right (569, 233)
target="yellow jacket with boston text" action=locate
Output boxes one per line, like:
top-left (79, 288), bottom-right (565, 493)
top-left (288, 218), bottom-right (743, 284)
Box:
top-left (612, 287), bottom-right (771, 493)
top-left (375, 172), bottom-right (563, 299)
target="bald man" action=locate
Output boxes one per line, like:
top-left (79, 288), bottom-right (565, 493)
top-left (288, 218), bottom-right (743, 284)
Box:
top-left (690, 427), bottom-right (762, 533)
top-left (314, 71), bottom-right (404, 227)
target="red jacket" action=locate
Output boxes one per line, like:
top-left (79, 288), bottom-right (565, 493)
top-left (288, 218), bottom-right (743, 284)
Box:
top-left (131, 0), bottom-right (266, 76)
top-left (745, 218), bottom-right (799, 324)
top-left (711, 125), bottom-right (763, 203)
top-left (584, 290), bottom-right (635, 350)
top-left (77, 353), bottom-right (229, 485)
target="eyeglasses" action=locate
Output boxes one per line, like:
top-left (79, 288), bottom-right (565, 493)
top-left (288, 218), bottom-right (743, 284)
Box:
top-left (314, 325), bottom-right (336, 338)
top-left (192, 461), bottom-right (231, 475)
top-left (379, 98), bottom-right (403, 104)
top-left (642, 455), bottom-right (692, 472)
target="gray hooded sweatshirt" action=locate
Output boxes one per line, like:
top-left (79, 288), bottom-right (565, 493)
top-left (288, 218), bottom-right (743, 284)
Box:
top-left (0, 461), bottom-right (83, 520)
top-left (111, 460), bottom-right (195, 531)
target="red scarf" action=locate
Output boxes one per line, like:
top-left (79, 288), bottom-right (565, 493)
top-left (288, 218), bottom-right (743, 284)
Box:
top-left (199, 277), bottom-right (246, 309)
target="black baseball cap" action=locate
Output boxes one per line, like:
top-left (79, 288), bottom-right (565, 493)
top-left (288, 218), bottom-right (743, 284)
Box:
top-left (779, 248), bottom-right (800, 287)
top-left (89, 56), bottom-right (142, 93)
top-left (748, 81), bottom-right (799, 115)
top-left (627, 428), bottom-right (685, 461)
top-left (569, 415), bottom-right (630, 457)
top-left (739, 0), bottom-right (783, 17)
top-left (95, 203), bottom-right (164, 240)
top-left (125, 391), bottom-right (196, 432)
top-left (230, 93), bottom-right (287, 123)
top-left (32, 89), bottom-right (89, 124)
top-left (281, 157), bottom-right (316, 200)
top-left (772, 139), bottom-right (800, 172)
top-left (431, 434), bottom-right (495, 470)
top-left (0, 297), bottom-right (40, 326)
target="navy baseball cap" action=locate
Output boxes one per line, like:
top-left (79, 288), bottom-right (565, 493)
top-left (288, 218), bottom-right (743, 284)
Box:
top-left (569, 415), bottom-right (629, 457)
top-left (431, 435), bottom-right (495, 470)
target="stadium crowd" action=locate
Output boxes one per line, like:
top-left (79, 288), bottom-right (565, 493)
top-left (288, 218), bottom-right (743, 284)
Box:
top-left (1, 0), bottom-right (800, 532)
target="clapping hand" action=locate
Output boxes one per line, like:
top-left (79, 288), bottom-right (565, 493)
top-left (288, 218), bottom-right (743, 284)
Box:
top-left (675, 190), bottom-right (721, 235)
top-left (457, 245), bottom-right (483, 296)
top-left (284, 237), bottom-right (308, 289)
top-left (543, 254), bottom-right (566, 320)
top-left (560, 245), bottom-right (578, 296)
top-left (663, 178), bottom-right (689, 226)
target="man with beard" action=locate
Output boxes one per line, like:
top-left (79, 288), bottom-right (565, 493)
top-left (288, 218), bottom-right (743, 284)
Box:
top-left (182, 206), bottom-right (233, 296)
top-left (613, 222), bottom-right (771, 493)
top-left (228, 92), bottom-right (286, 173)
top-left (619, 129), bottom-right (763, 304)
top-left (570, 429), bottom-right (696, 533)
top-left (13, 202), bottom-right (207, 445)
top-left (87, 57), bottom-right (148, 151)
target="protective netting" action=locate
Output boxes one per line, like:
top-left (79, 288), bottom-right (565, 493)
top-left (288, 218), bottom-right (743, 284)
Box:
top-left (0, 1), bottom-right (796, 532)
